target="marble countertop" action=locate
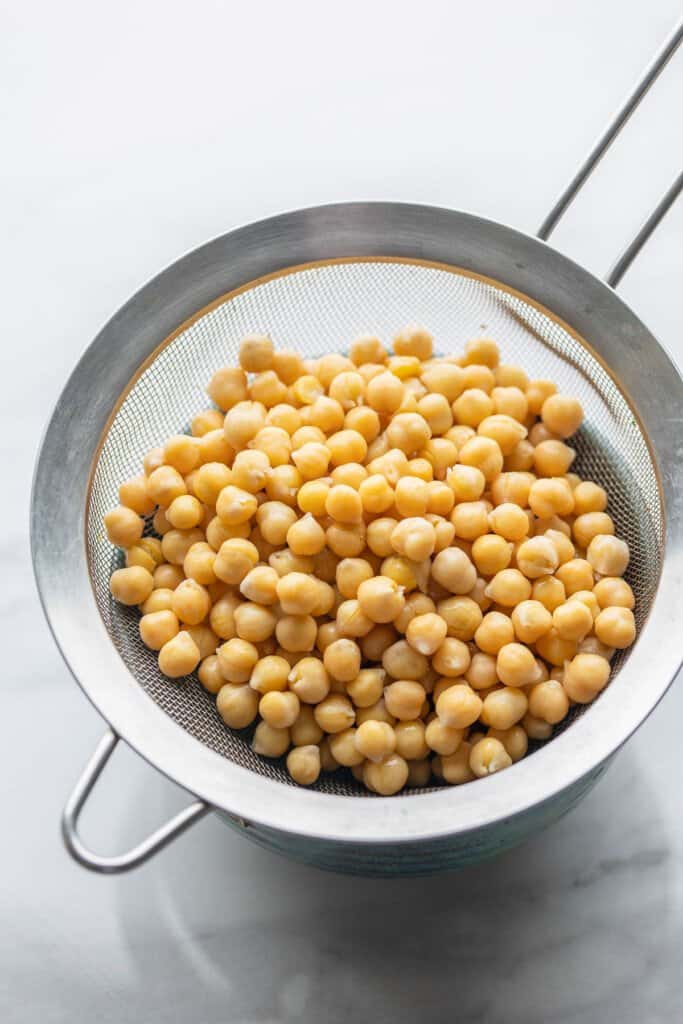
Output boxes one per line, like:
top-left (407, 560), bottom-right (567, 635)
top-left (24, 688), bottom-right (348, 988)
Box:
top-left (2, 2), bottom-right (683, 1021)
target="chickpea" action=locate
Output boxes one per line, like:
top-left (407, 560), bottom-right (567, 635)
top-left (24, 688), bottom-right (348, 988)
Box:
top-left (593, 577), bottom-right (635, 610)
top-left (383, 680), bottom-right (424, 721)
top-left (477, 414), bottom-right (527, 456)
top-left (521, 712), bottom-right (552, 740)
top-left (532, 440), bottom-right (576, 478)
top-left (469, 534), bottom-right (511, 577)
top-left (509, 600), bottom-right (552, 644)
top-left (157, 629), bottom-right (201, 678)
top-left (168, 579), bottom-right (209, 626)
top-left (196, 654), bottom-right (225, 694)
top-left (526, 679), bottom-right (569, 725)
top-left (295, 479), bottom-right (329, 517)
top-left (536, 628), bottom-right (578, 667)
top-left (481, 686), bottom-right (528, 730)
top-left (215, 485), bottom-right (257, 527)
top-left (491, 385), bottom-right (528, 422)
top-left (573, 512), bottom-right (614, 551)
top-left (289, 704), bottom-right (324, 747)
top-left (314, 693), bottom-right (356, 734)
top-left (485, 569), bottom-right (531, 606)
top-left (570, 480), bottom-right (607, 516)
top-left (358, 622), bottom-right (396, 660)
top-left (325, 521), bottom-right (365, 558)
top-left (198, 428), bottom-right (234, 466)
top-left (282, 658), bottom-right (328, 705)
top-left (381, 639), bottom-right (428, 681)
top-left (353, 576), bottom-right (403, 624)
top-left (152, 563), bottom-right (184, 591)
top-left (110, 566), bottom-right (154, 606)
top-left (556, 558), bottom-right (594, 596)
top-left (206, 366), bottom-right (248, 411)
top-left (469, 737), bottom-right (512, 777)
top-left (265, 403), bottom-right (301, 435)
top-left (543, 528), bottom-right (575, 566)
top-left (495, 643), bottom-right (539, 687)
top-left (249, 370), bottom-right (288, 408)
top-left (420, 363), bottom-right (465, 405)
top-left (552, 599), bottom-right (593, 642)
top-left (162, 528), bottom-right (204, 566)
top-left (252, 720), bottom-right (290, 757)
top-left (430, 547), bottom-right (476, 595)
top-left (504, 440), bottom-right (535, 473)
top-left (237, 566), bottom-right (278, 606)
top-left (594, 606), bottom-right (636, 649)
top-left (382, 412), bottom-right (430, 456)
top-left (245, 654), bottom-right (288, 694)
top-left (335, 599), bottom-right (373, 638)
top-left (325, 429), bottom-right (367, 468)
top-left (331, 558), bottom-right (371, 601)
top-left (347, 333), bottom-right (384, 365)
top-left (451, 500), bottom-right (490, 541)
top-left (365, 370), bottom-right (404, 415)
top-left (487, 725), bottom-right (528, 763)
top-left (273, 611), bottom-right (317, 653)
top-left (405, 613), bottom-right (448, 656)
top-left (436, 684), bottom-right (482, 729)
top-left (429, 515), bottom-right (456, 553)
top-left (475, 611), bottom-right (515, 655)
top-left (586, 534), bottom-right (630, 577)
top-left (143, 446), bottom-right (166, 476)
top-left (458, 438), bottom-right (504, 483)
top-left (214, 538), bottom-right (258, 584)
top-left (103, 504), bottom-right (146, 551)
top-left (272, 572), bottom-right (318, 616)
top-left (541, 394), bottom-right (583, 438)
top-left (387, 518), bottom-right (435, 563)
top-left (363, 754), bottom-right (409, 795)
top-left (568, 590), bottom-right (600, 621)
top-left (223, 401), bottom-right (267, 450)
top-left (389, 323), bottom-right (431, 361)
top-left (139, 609), bottom-right (180, 651)
top-left (116, 475), bottom-right (154, 518)
top-left (217, 637), bottom-right (259, 683)
top-left (528, 477), bottom-right (574, 519)
top-left (516, 536), bottom-right (560, 579)
top-left (126, 538), bottom-right (162, 573)
top-left (563, 652), bottom-right (611, 704)
top-left (424, 718), bottom-right (464, 756)
top-left (164, 494), bottom-right (201, 532)
top-left (236, 334), bottom-right (272, 374)
top-left (432, 637), bottom-right (471, 678)
top-left (259, 690), bottom-right (300, 730)
top-left (323, 484), bottom-right (361, 525)
top-left (531, 575), bottom-right (566, 612)
top-left (462, 651), bottom-right (495, 691)
top-left (140, 587), bottom-right (175, 615)
top-left (285, 745), bottom-right (320, 785)
top-left (432, 597), bottom-right (479, 642)
top-left (391, 720), bottom-right (428, 761)
top-left (323, 638), bottom-right (362, 682)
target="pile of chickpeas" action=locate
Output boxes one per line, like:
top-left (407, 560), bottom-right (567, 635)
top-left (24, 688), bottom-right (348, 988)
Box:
top-left (104, 327), bottom-right (636, 795)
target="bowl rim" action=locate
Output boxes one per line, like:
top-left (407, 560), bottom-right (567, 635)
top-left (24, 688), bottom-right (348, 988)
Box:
top-left (31, 201), bottom-right (683, 844)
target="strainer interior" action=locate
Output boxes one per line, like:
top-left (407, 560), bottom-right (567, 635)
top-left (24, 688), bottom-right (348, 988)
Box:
top-left (86, 259), bottom-right (663, 796)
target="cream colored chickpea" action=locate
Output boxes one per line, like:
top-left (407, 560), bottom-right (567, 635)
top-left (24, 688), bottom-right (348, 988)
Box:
top-left (425, 718), bottom-right (464, 755)
top-left (104, 506), bottom-right (145, 549)
top-left (487, 503), bottom-right (528, 543)
top-left (367, 448), bottom-right (409, 486)
top-left (238, 333), bottom-right (273, 373)
top-left (495, 643), bottom-right (538, 687)
top-left (198, 428), bottom-right (234, 466)
top-left (323, 484), bottom-right (361, 525)
top-left (214, 538), bottom-right (259, 584)
top-left (450, 500), bottom-right (489, 541)
top-left (334, 558), bottom-right (373, 600)
top-left (326, 370), bottom-right (365, 411)
top-left (215, 684), bottom-right (259, 732)
top-left (532, 575), bottom-right (566, 611)
top-left (536, 628), bottom-right (578, 668)
top-left (248, 655), bottom-right (290, 694)
top-left (469, 534), bottom-right (511, 577)
top-left (267, 550), bottom-right (313, 579)
top-left (249, 370), bottom-right (288, 408)
top-left (392, 323), bottom-right (433, 360)
top-left (345, 668), bottom-right (384, 710)
top-left (357, 475), bottom-right (393, 516)
top-left (215, 485), bottom-right (257, 527)
top-left (477, 414), bottom-right (527, 456)
top-left (336, 599), bottom-right (373, 638)
top-left (325, 429), bottom-right (368, 468)
top-left (152, 507), bottom-right (172, 536)
top-left (232, 600), bottom-right (276, 642)
top-left (406, 613), bottom-right (447, 656)
top-left (153, 564), bottom-right (184, 591)
top-left (428, 515), bottom-right (456, 553)
top-left (291, 425), bottom-right (327, 450)
top-left (384, 412), bottom-right (431, 456)
top-left (348, 333), bottom-right (386, 365)
top-left (139, 609), bottom-right (180, 651)
top-left (143, 446), bottom-right (166, 476)
top-left (388, 518), bottom-right (435, 563)
top-left (390, 477), bottom-right (427, 519)
top-left (365, 518), bottom-right (397, 558)
top-left (223, 401), bottom-right (267, 450)
top-left (452, 388), bottom-right (494, 428)
top-left (474, 611), bottom-right (515, 655)
top-left (552, 600), bottom-right (593, 642)
top-left (421, 362), bottom-right (465, 403)
top-left (481, 686), bottom-right (528, 729)
top-left (274, 572), bottom-right (319, 615)
top-left (141, 587), bottom-right (175, 615)
top-left (217, 637), bottom-right (259, 683)
top-left (504, 439), bottom-right (535, 472)
top-left (287, 657), bottom-right (330, 704)
top-left (265, 403), bottom-right (301, 434)
top-left (527, 679), bottom-right (569, 725)
top-left (556, 558), bottom-right (594, 596)
top-left (494, 364), bottom-right (529, 390)
top-left (110, 566), bottom-right (154, 606)
top-left (284, 514), bottom-right (325, 557)
top-left (323, 728), bottom-right (362, 768)
top-left (568, 590), bottom-right (600, 622)
top-left (169, 579), bottom-right (208, 626)
top-left (436, 744), bottom-right (473, 785)
top-left (541, 393), bottom-right (583, 438)
top-left (252, 720), bottom-right (290, 757)
top-left (543, 528), bottom-right (575, 566)
top-left (464, 651), bottom-right (497, 691)
top-left (326, 521), bottom-right (366, 558)
top-left (161, 528), bottom-right (204, 567)
top-left (528, 477), bottom-right (574, 519)
top-left (314, 693), bottom-right (356, 734)
top-left (259, 690), bottom-right (300, 730)
top-left (463, 337), bottom-right (499, 368)
top-left (521, 712), bottom-right (552, 740)
top-left (316, 623), bottom-right (340, 656)
top-left (490, 471), bottom-right (533, 508)
top-left (286, 745), bottom-right (321, 785)
top-left (487, 725), bottom-right (528, 763)
top-left (573, 512), bottom-right (614, 550)
top-left (469, 737), bottom-right (512, 777)
top-left (126, 538), bottom-right (163, 573)
top-left (524, 378), bottom-right (556, 416)
top-left (157, 629), bottom-right (201, 678)
top-left (296, 479), bottom-right (330, 517)
top-left (322, 638), bottom-right (362, 682)
top-left (436, 683), bottom-right (483, 729)
top-left (238, 565), bottom-right (278, 605)
top-left (417, 392), bottom-right (453, 435)
top-left (430, 547), bottom-right (476, 595)
top-left (363, 754), bottom-right (409, 795)
top-left (485, 569), bottom-right (531, 607)
top-left (510, 599), bottom-right (552, 644)
top-left (381, 639), bottom-right (428, 681)
top-left (563, 652), bottom-right (611, 703)
top-left (516, 535), bottom-right (559, 579)
top-left (432, 637), bottom-right (471, 678)
top-left (491, 385), bottom-right (528, 422)
top-left (192, 463), bottom-right (232, 507)
top-left (330, 464), bottom-right (367, 490)
top-left (118, 474), bottom-right (155, 516)
top-left (290, 705), bottom-right (324, 747)
top-left (571, 481), bottom-right (607, 517)
top-left (268, 349), bottom-right (303, 386)
top-left (274, 614), bottom-right (316, 655)
top-left (354, 576), bottom-right (404, 624)
top-left (595, 606), bottom-right (636, 649)
top-left (532, 440), bottom-right (575, 478)
top-left (253, 502), bottom-right (295, 546)
top-left (586, 534), bottom-right (630, 577)
top-left (447, 467), bottom-right (486, 507)
top-left (383, 680), bottom-right (425, 721)
top-left (593, 577), bottom-right (635, 610)
top-left (434, 596), bottom-right (480, 642)
top-left (290, 374), bottom-right (325, 407)
top-left (164, 494), bottom-right (201, 531)
top-left (206, 516), bottom-right (247, 550)
top-left (425, 482), bottom-right (454, 518)
top-left (421, 438), bottom-right (458, 476)
top-left (366, 370), bottom-right (405, 415)
top-left (394, 720), bottom-right (429, 761)
top-left (197, 654), bottom-right (226, 694)
top-left (163, 435), bottom-right (200, 476)
top-left (341, 407), bottom-right (379, 445)
top-left (351, 719), bottom-right (394, 763)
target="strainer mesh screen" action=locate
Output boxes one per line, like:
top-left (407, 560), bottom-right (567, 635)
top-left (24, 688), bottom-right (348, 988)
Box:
top-left (86, 261), bottom-right (662, 795)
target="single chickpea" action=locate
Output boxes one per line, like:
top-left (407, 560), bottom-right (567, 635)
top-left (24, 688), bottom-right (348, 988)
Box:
top-left (206, 516), bottom-right (246, 551)
top-left (572, 481), bottom-right (608, 516)
top-left (342, 405), bottom-right (379, 444)
top-left (224, 401), bottom-right (267, 450)
top-left (214, 538), bottom-right (259, 584)
top-left (326, 429), bottom-right (368, 467)
top-left (477, 414), bottom-right (527, 455)
top-left (528, 477), bottom-right (575, 518)
top-left (425, 481), bottom-right (455, 517)
top-left (313, 547), bottom-right (341, 583)
top-left (573, 512), bottom-right (615, 550)
top-left (384, 680), bottom-right (426, 720)
top-left (453, 388), bottom-right (494, 428)
top-left (153, 563), bottom-right (184, 591)
top-left (432, 637), bottom-right (471, 678)
top-left (326, 370), bottom-right (365, 411)
top-left (266, 403), bottom-right (301, 434)
top-left (355, 576), bottom-right (404, 624)
top-left (215, 485), bottom-right (257, 527)
top-left (323, 638), bottom-right (362, 682)
top-left (325, 728), bottom-right (363, 768)
top-left (525, 378), bottom-right (556, 416)
top-left (238, 334), bottom-right (273, 373)
top-left (165, 494), bottom-right (202, 531)
top-left (556, 558), bottom-right (594, 596)
top-left (451, 500), bottom-right (490, 541)
top-left (353, 720), bottom-right (396, 763)
top-left (118, 474), bottom-right (156, 516)
top-left (393, 720), bottom-right (429, 761)
top-left (495, 643), bottom-right (539, 687)
top-left (152, 507), bottom-right (173, 536)
top-left (487, 725), bottom-right (528, 762)
top-left (431, 547), bottom-right (477, 595)
top-left (192, 463), bottom-right (232, 507)
top-left (504, 440), bottom-right (535, 472)
top-left (324, 484), bottom-right (362, 524)
top-left (274, 611), bottom-right (317, 652)
top-left (568, 590), bottom-right (600, 621)
top-left (139, 609), bottom-right (180, 651)
top-left (365, 518), bottom-right (397, 558)
top-left (326, 521), bottom-right (366, 558)
top-left (481, 686), bottom-right (528, 730)
top-left (110, 566), bottom-right (154, 606)
top-left (361, 625), bottom-right (399, 662)
top-left (170, 578), bottom-right (209, 625)
top-left (425, 718), bottom-right (464, 755)
top-left (532, 440), bottom-right (576, 478)
top-left (274, 572), bottom-right (320, 616)
top-left (206, 366), bottom-right (249, 412)
top-left (259, 690), bottom-right (300, 730)
top-left (390, 518), bottom-right (436, 562)
top-left (471, 534), bottom-right (513, 577)
top-left (296, 479), bottom-right (331, 517)
top-left (140, 587), bottom-right (175, 614)
top-left (562, 652), bottom-right (611, 703)
top-left (143, 446), bottom-right (166, 476)
top-left (253, 501), bottom-right (295, 546)
top-left (535, 628), bottom-right (578, 667)
top-left (331, 463), bottom-right (368, 489)
top-left (248, 654), bottom-right (290, 694)
top-left (544, 528), bottom-right (575, 566)
top-left (541, 394), bottom-right (584, 438)
top-left (291, 425), bottom-right (327, 450)
top-left (146, 466), bottom-right (187, 509)
top-left (232, 602), bottom-right (276, 643)
top-left (516, 535), bottom-right (560, 579)
top-left (158, 630), bottom-right (201, 678)
top-left (485, 568), bottom-right (531, 606)
top-left (494, 364), bottom-right (529, 390)
top-left (385, 413), bottom-right (432, 456)
top-left (269, 348), bottom-right (304, 385)
top-left (552, 600), bottom-right (593, 642)
top-left (286, 745), bottom-right (321, 785)
top-left (252, 721), bottom-right (290, 757)
top-left (462, 337), bottom-right (498, 368)
top-left (406, 613), bottom-right (448, 656)
top-left (434, 596), bottom-right (480, 642)
top-left (217, 637), bottom-right (260, 684)
top-left (522, 712), bottom-right (553, 740)
top-left (336, 599), bottom-right (374, 637)
top-left (422, 362), bottom-right (466, 402)
top-left (593, 577), bottom-right (635, 610)
top-left (237, 566), bottom-right (278, 606)
top-left (436, 684), bottom-right (483, 728)
top-left (474, 611), bottom-right (515, 655)
top-left (393, 323), bottom-right (433, 360)
top-left (510, 600), bottom-right (553, 644)
top-left (163, 435), bottom-right (200, 476)
top-left (382, 639), bottom-right (429, 681)
top-left (490, 471), bottom-right (533, 508)
top-left (363, 754), bottom-right (409, 795)
top-left (161, 528), bottom-right (204, 566)
top-left (335, 558), bottom-right (373, 600)
top-left (268, 550), bottom-right (314, 579)
top-left (288, 657), bottom-right (331, 703)
top-left (251, 425), bottom-right (293, 467)
top-left (491, 385), bottom-right (528, 422)
top-left (532, 575), bottom-right (566, 611)
top-left (527, 679), bottom-right (569, 725)
top-left (469, 737), bottom-right (512, 777)
top-left (438, 744), bottom-right (474, 785)
top-left (447, 465), bottom-right (486, 505)
top-left (391, 476), bottom-right (428, 518)
top-left (429, 515), bottom-right (456, 552)
top-left (105, 505), bottom-right (147, 554)
top-left (249, 370), bottom-right (288, 408)
top-left (198, 428), bottom-right (234, 466)
top-left (458, 437), bottom-right (504, 481)
top-left (290, 705), bottom-right (324, 747)
top-left (285, 514), bottom-right (326, 557)
top-left (418, 392), bottom-right (453, 434)
top-left (314, 693), bottom-right (356, 733)
top-left (595, 607), bottom-right (636, 649)
top-left (366, 371), bottom-right (406, 415)
top-left (197, 654), bottom-right (226, 694)
top-left (422, 438), bottom-right (459, 476)
top-left (349, 333), bottom-right (386, 365)
top-left (586, 535), bottom-right (630, 577)
top-left (345, 668), bottom-right (385, 709)
top-left (465, 651), bottom-right (498, 690)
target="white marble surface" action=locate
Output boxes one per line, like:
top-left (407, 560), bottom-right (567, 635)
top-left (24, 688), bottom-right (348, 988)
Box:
top-left (2, 1), bottom-right (683, 1021)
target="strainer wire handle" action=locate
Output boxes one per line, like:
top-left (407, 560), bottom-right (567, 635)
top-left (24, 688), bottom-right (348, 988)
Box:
top-left (62, 729), bottom-right (210, 874)
top-left (538, 16), bottom-right (683, 283)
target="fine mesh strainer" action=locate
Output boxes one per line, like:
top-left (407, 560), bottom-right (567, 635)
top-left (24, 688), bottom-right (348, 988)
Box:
top-left (32, 23), bottom-right (683, 876)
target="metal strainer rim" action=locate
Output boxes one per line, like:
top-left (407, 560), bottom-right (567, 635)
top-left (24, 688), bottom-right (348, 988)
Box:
top-left (31, 202), bottom-right (683, 844)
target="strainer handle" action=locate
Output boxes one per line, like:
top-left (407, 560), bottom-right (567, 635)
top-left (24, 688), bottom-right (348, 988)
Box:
top-left (62, 729), bottom-right (210, 874)
top-left (537, 16), bottom-right (683, 282)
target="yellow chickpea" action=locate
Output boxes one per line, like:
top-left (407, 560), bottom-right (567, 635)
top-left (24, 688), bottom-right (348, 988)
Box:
top-left (475, 611), bottom-right (515, 655)
top-left (432, 638), bottom-right (471, 678)
top-left (104, 506), bottom-right (145, 549)
top-left (163, 435), bottom-right (200, 476)
top-left (562, 652), bottom-right (611, 703)
top-left (360, 623), bottom-right (398, 663)
top-left (314, 693), bottom-right (356, 733)
top-left (447, 465), bottom-right (486, 505)
top-left (453, 388), bottom-right (494, 428)
top-left (322, 638), bottom-right (362, 682)
top-left (532, 575), bottom-right (566, 612)
top-left (363, 754), bottom-right (409, 795)
top-left (198, 428), bottom-right (234, 466)
top-left (290, 705), bottom-right (324, 747)
top-left (424, 718), bottom-right (464, 755)
top-left (384, 680), bottom-right (425, 721)
top-left (286, 745), bottom-right (321, 785)
top-left (477, 414), bottom-right (527, 455)
top-left (458, 437), bottom-right (503, 482)
top-left (406, 613), bottom-right (448, 656)
top-left (481, 686), bottom-right (528, 729)
top-left (354, 576), bottom-right (404, 624)
top-left (349, 333), bottom-right (386, 365)
top-left (471, 534), bottom-right (513, 577)
top-left (463, 651), bottom-right (496, 691)
top-left (431, 547), bottom-right (476, 595)
top-left (432, 596), bottom-right (480, 642)
top-left (333, 558), bottom-right (373, 600)
top-left (265, 403), bottom-right (301, 434)
top-left (347, 667), bottom-right (386, 708)
top-left (422, 362), bottom-right (466, 402)
top-left (110, 566), bottom-right (154, 606)
top-left (469, 737), bottom-right (512, 777)
top-left (366, 370), bottom-right (405, 415)
top-left (169, 578), bottom-right (209, 626)
top-left (325, 429), bottom-right (367, 467)
top-left (336, 599), bottom-right (374, 637)
top-left (196, 654), bottom-right (225, 694)
top-left (556, 558), bottom-right (594, 596)
top-left (139, 609), bottom-right (180, 651)
top-left (382, 639), bottom-right (429, 681)
top-left (509, 600), bottom-right (552, 644)
top-left (573, 512), bottom-right (614, 550)
top-left (326, 521), bottom-right (366, 558)
top-left (249, 370), bottom-right (288, 408)
top-left (158, 630), bottom-right (201, 678)
top-left (487, 725), bottom-right (528, 762)
top-left (572, 480), bottom-right (607, 516)
top-left (287, 657), bottom-right (331, 704)
top-left (153, 563), bottom-right (184, 591)
top-left (451, 500), bottom-right (490, 541)
top-left (533, 440), bottom-right (576, 477)
top-left (217, 637), bottom-right (259, 683)
top-left (528, 477), bottom-right (575, 518)
top-left (536, 629), bottom-right (578, 668)
top-left (495, 643), bottom-right (539, 687)
top-left (593, 577), bottom-right (635, 610)
top-left (259, 690), bottom-right (300, 730)
top-left (214, 538), bottom-right (259, 584)
top-left (247, 655), bottom-right (290, 694)
top-left (516, 536), bottom-right (560, 579)
top-left (552, 599), bottom-right (593, 642)
top-left (238, 334), bottom-right (273, 373)
top-left (140, 587), bottom-right (175, 615)
top-left (233, 602), bottom-right (277, 643)
top-left (394, 720), bottom-right (429, 761)
top-left (586, 535), bottom-right (630, 577)
top-left (491, 385), bottom-right (528, 422)
top-left (389, 518), bottom-right (436, 562)
top-left (436, 684), bottom-right (482, 729)
top-left (485, 569), bottom-right (531, 606)
top-left (393, 323), bottom-right (433, 360)
top-left (385, 413), bottom-right (431, 456)
top-left (527, 679), bottom-right (569, 725)
top-left (541, 394), bottom-right (584, 438)
top-left (594, 606), bottom-right (636, 649)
